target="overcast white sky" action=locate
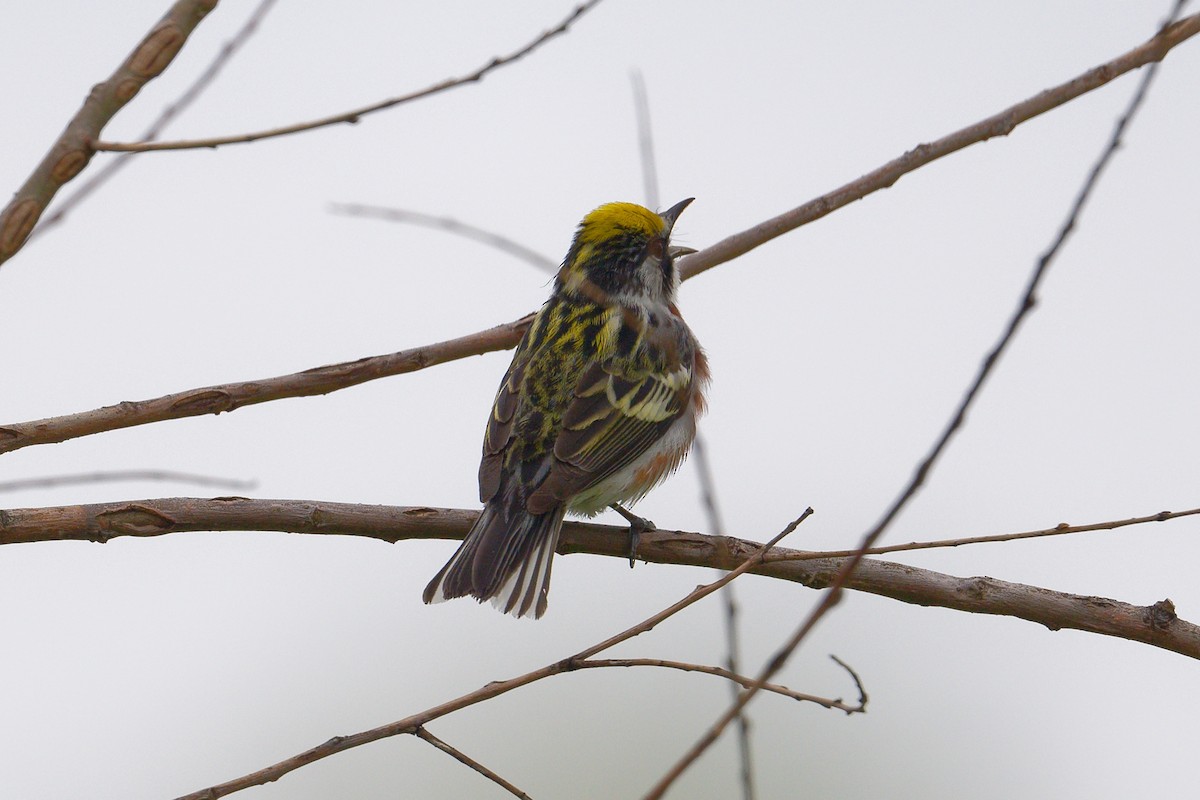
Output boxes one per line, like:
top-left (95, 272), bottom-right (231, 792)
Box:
top-left (2, 2), bottom-right (1199, 798)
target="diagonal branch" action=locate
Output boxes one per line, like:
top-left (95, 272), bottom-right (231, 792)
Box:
top-left (677, 11), bottom-right (1200, 281)
top-left (0, 0), bottom-right (219, 269)
top-left (0, 315), bottom-right (531, 455)
top-left (2, 497), bottom-right (1197, 660)
top-left (94, 0), bottom-right (605, 153)
top-left (2, 14), bottom-right (1197, 456)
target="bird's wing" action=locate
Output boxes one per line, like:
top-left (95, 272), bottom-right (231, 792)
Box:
top-left (477, 351), bottom-right (525, 503)
top-left (525, 356), bottom-right (694, 514)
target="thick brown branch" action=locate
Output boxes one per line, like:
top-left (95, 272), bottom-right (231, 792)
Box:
top-left (95, 0), bottom-right (604, 153)
top-left (0, 316), bottom-right (531, 455)
top-left (3, 497), bottom-right (1196, 660)
top-left (0, 0), bottom-right (219, 268)
top-left (677, 11), bottom-right (1200, 281)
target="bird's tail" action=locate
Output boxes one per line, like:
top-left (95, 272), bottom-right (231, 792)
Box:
top-left (422, 495), bottom-right (566, 619)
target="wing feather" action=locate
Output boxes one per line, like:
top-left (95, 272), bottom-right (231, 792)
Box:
top-left (528, 358), bottom-right (692, 511)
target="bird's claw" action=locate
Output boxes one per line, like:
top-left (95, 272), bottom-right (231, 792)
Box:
top-left (611, 504), bottom-right (656, 568)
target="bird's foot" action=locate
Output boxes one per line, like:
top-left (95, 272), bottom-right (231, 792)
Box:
top-left (610, 503), bottom-right (656, 568)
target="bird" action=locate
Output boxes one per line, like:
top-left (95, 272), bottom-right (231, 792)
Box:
top-left (423, 198), bottom-right (708, 618)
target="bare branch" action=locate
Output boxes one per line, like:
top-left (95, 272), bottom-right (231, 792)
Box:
top-left (415, 727), bottom-right (533, 800)
top-left (773, 507), bottom-right (1200, 561)
top-left (329, 203), bottom-right (558, 273)
top-left (95, 0), bottom-right (605, 153)
top-left (576, 658), bottom-right (865, 714)
top-left (2, 497), bottom-right (1197, 660)
top-left (630, 70), bottom-right (659, 211)
top-left (0, 470), bottom-right (254, 493)
top-left (30, 0), bottom-right (280, 241)
top-left (0, 0), bottom-right (219, 268)
top-left (0, 315), bottom-right (532, 456)
top-left (677, 11), bottom-right (1200, 282)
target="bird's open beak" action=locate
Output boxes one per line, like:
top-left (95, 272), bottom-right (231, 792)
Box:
top-left (668, 245), bottom-right (698, 259)
top-left (659, 197), bottom-right (694, 229)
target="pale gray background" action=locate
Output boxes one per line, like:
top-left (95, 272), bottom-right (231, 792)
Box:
top-left (2, 2), bottom-right (1198, 798)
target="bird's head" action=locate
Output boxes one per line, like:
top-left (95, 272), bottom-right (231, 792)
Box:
top-left (556, 198), bottom-right (695, 306)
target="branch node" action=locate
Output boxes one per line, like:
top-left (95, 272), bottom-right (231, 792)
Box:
top-left (51, 149), bottom-right (91, 183)
top-left (0, 199), bottom-right (41, 258)
top-left (128, 24), bottom-right (186, 79)
top-left (1146, 598), bottom-right (1177, 630)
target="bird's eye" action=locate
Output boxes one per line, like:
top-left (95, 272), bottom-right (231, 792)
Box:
top-left (647, 237), bottom-right (666, 260)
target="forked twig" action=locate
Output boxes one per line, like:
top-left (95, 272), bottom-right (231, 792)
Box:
top-left (577, 657), bottom-right (866, 714)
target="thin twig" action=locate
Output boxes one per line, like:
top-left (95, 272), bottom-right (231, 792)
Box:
top-left (3, 17), bottom-right (1197, 455)
top-left (0, 470), bottom-right (254, 493)
top-left (575, 658), bottom-right (865, 714)
top-left (771, 507), bottom-right (1200, 562)
top-left (30, 0), bottom-right (280, 241)
top-left (631, 69), bottom-right (659, 211)
top-left (642, 9), bottom-right (1182, 797)
top-left (329, 203), bottom-right (558, 273)
top-left (95, 0), bottom-right (605, 153)
top-left (415, 727), bottom-right (533, 800)
top-left (829, 655), bottom-right (869, 713)
top-left (693, 434), bottom-right (755, 795)
top-left (169, 511), bottom-right (811, 799)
